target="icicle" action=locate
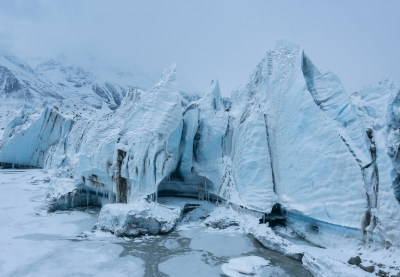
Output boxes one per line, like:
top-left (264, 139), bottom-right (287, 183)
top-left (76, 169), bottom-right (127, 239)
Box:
top-left (79, 190), bottom-right (83, 207)
top-left (86, 190), bottom-right (89, 207)
top-left (112, 182), bottom-right (116, 203)
top-left (204, 180), bottom-right (206, 202)
top-left (96, 188), bottom-right (98, 197)
top-left (262, 214), bottom-right (266, 224)
top-left (71, 193), bottom-right (75, 208)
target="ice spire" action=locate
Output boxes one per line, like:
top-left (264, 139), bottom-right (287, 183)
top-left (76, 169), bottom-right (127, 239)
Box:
top-left (203, 79), bottom-right (223, 111)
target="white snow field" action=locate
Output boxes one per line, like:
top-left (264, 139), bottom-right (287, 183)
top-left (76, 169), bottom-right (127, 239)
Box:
top-left (1, 40), bottom-right (400, 276)
top-left (0, 169), bottom-right (144, 277)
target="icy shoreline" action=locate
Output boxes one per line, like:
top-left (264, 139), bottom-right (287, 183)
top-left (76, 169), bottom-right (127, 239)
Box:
top-left (1, 168), bottom-right (399, 276)
top-left (44, 171), bottom-right (400, 277)
top-left (1, 169), bottom-right (315, 277)
top-left (204, 206), bottom-right (400, 277)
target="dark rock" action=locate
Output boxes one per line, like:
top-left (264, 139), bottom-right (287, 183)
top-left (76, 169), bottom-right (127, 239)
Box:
top-left (360, 264), bottom-right (375, 273)
top-left (366, 129), bottom-right (373, 139)
top-left (348, 256), bottom-right (362, 266)
top-left (376, 269), bottom-right (388, 277)
top-left (205, 218), bottom-right (240, 229)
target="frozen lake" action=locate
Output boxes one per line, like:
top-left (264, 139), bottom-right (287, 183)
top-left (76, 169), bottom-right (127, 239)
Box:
top-left (0, 169), bottom-right (311, 277)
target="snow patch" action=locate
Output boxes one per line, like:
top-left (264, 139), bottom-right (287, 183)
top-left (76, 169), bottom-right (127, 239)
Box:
top-left (221, 256), bottom-right (269, 277)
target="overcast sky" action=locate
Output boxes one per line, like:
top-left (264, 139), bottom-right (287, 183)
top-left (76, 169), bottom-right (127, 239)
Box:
top-left (0, 0), bottom-right (399, 96)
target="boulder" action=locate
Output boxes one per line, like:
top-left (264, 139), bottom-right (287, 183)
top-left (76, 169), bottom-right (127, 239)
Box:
top-left (97, 200), bottom-right (181, 237)
top-left (348, 256), bottom-right (362, 266)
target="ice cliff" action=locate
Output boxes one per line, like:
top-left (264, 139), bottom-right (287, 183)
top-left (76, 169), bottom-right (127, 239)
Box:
top-left (1, 40), bottom-right (399, 246)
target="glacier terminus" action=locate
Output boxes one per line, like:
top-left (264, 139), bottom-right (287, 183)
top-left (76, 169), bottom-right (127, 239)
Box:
top-left (0, 40), bottom-right (399, 277)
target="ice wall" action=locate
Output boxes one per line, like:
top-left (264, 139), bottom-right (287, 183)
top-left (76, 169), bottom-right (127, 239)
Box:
top-left (1, 41), bottom-right (399, 244)
top-left (0, 107), bottom-right (73, 167)
top-left (352, 80), bottom-right (400, 244)
top-left (229, 41), bottom-right (368, 228)
top-left (72, 64), bottom-right (183, 203)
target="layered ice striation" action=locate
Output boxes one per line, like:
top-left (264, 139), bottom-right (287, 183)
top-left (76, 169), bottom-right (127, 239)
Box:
top-left (228, 41), bottom-right (369, 229)
top-left (352, 79), bottom-right (400, 244)
top-left (1, 40), bottom-right (399, 244)
top-left (0, 107), bottom-right (73, 167)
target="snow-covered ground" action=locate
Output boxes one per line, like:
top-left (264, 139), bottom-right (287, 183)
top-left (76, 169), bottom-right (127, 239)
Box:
top-left (205, 206), bottom-right (400, 277)
top-left (0, 169), bottom-right (144, 277)
top-left (0, 169), bottom-right (313, 277)
top-left (1, 169), bottom-right (399, 277)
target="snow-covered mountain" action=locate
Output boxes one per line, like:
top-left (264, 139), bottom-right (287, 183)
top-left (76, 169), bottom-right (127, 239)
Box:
top-left (0, 53), bottom-right (154, 142)
top-left (0, 54), bottom-right (154, 108)
top-left (1, 40), bottom-right (399, 250)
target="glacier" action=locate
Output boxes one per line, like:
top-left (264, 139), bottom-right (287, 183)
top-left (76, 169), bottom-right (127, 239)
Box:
top-left (1, 40), bottom-right (400, 275)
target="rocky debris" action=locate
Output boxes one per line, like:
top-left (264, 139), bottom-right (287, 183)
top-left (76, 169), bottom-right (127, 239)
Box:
top-left (348, 256), bottom-right (383, 274)
top-left (360, 264), bottom-right (375, 273)
top-left (203, 206), bottom-right (241, 229)
top-left (97, 200), bottom-right (181, 237)
top-left (376, 269), bottom-right (389, 277)
top-left (348, 256), bottom-right (362, 266)
top-left (205, 218), bottom-right (240, 229)
top-left (204, 214), bottom-right (240, 229)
